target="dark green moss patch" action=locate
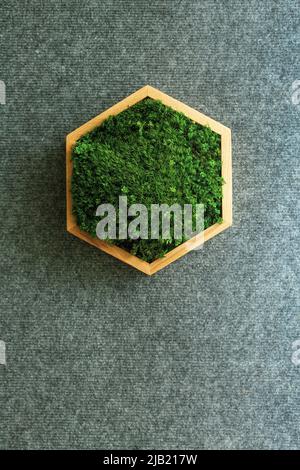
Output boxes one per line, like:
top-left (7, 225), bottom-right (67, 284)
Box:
top-left (71, 98), bottom-right (223, 262)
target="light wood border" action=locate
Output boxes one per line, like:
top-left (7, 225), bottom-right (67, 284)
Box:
top-left (66, 85), bottom-right (232, 275)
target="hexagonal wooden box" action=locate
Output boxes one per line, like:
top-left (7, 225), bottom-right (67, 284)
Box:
top-left (66, 85), bottom-right (232, 275)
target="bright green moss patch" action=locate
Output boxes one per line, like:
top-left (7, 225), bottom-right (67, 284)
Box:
top-left (71, 98), bottom-right (223, 262)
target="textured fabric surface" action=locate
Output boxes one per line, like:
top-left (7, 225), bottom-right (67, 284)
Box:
top-left (0, 0), bottom-right (299, 450)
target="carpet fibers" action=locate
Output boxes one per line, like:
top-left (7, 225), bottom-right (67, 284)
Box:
top-left (0, 0), bottom-right (299, 450)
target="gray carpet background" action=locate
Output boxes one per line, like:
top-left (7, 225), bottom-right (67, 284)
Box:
top-left (0, 0), bottom-right (299, 450)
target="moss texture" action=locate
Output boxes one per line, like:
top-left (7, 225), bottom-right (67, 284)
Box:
top-left (71, 98), bottom-right (223, 262)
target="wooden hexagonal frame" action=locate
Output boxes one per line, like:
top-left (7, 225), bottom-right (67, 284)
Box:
top-left (66, 85), bottom-right (232, 275)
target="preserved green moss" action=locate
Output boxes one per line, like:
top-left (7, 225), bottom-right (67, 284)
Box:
top-left (71, 98), bottom-right (223, 262)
